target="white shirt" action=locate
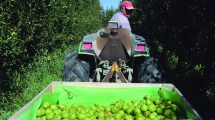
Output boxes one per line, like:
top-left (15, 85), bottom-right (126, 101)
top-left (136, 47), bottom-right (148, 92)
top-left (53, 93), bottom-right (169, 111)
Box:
top-left (110, 11), bottom-right (131, 32)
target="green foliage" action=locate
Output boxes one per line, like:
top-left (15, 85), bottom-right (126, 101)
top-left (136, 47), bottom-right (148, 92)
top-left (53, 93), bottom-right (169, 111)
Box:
top-left (0, 47), bottom-right (70, 120)
top-left (131, 0), bottom-right (214, 81)
top-left (206, 83), bottom-right (215, 102)
top-left (101, 7), bottom-right (118, 27)
top-left (0, 0), bottom-right (101, 90)
top-left (166, 52), bottom-right (178, 70)
top-left (157, 44), bottom-right (164, 53)
top-left (0, 0), bottom-right (101, 119)
top-left (192, 64), bottom-right (204, 75)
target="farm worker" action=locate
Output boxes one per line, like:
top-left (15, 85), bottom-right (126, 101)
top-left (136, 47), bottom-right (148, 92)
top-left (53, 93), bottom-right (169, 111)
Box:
top-left (110, 0), bottom-right (134, 32)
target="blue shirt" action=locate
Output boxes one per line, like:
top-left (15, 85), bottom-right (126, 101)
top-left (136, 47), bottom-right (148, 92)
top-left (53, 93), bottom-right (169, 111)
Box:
top-left (110, 12), bottom-right (131, 32)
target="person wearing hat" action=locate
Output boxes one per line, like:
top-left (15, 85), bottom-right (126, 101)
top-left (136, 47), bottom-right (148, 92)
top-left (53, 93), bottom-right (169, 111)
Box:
top-left (110, 0), bottom-right (134, 32)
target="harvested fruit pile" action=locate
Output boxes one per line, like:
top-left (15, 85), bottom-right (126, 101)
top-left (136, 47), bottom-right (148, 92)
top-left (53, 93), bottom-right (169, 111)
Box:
top-left (36, 95), bottom-right (184, 120)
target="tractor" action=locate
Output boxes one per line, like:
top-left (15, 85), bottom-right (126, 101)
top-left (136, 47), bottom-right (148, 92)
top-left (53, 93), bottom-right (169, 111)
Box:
top-left (62, 21), bottom-right (163, 83)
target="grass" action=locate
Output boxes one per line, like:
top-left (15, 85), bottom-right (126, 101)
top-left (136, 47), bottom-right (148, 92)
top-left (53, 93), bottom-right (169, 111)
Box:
top-left (0, 46), bottom-right (74, 120)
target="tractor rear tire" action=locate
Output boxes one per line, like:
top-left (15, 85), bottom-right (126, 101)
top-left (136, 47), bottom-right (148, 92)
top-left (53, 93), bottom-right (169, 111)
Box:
top-left (138, 57), bottom-right (164, 83)
top-left (62, 50), bottom-right (90, 82)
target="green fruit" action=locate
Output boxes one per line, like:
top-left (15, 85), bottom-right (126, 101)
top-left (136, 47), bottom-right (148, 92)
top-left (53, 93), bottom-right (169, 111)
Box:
top-left (43, 102), bottom-right (51, 109)
top-left (156, 107), bottom-right (163, 114)
top-left (154, 98), bottom-right (161, 105)
top-left (146, 99), bottom-right (152, 105)
top-left (41, 116), bottom-right (46, 120)
top-left (45, 108), bottom-right (52, 115)
top-left (132, 100), bottom-right (139, 107)
top-left (69, 113), bottom-right (76, 119)
top-left (111, 106), bottom-right (118, 113)
top-left (58, 104), bottom-right (66, 110)
top-left (46, 113), bottom-right (54, 120)
top-left (53, 108), bottom-right (61, 115)
top-left (97, 111), bottom-right (105, 118)
top-left (71, 104), bottom-right (78, 108)
top-left (159, 104), bottom-right (165, 109)
top-left (141, 99), bottom-right (146, 104)
top-left (104, 106), bottom-right (111, 112)
top-left (163, 109), bottom-right (172, 117)
top-left (140, 104), bottom-right (148, 112)
top-left (61, 111), bottom-right (69, 119)
top-left (50, 104), bottom-right (58, 110)
top-left (144, 95), bottom-right (152, 100)
top-left (36, 117), bottom-right (41, 120)
top-left (41, 108), bottom-right (45, 115)
top-left (148, 104), bottom-right (156, 112)
top-left (55, 114), bottom-right (62, 120)
top-left (124, 114), bottom-right (133, 120)
top-left (125, 108), bottom-right (133, 114)
top-left (107, 116), bottom-right (115, 120)
top-left (144, 111), bottom-right (151, 117)
top-left (114, 113), bottom-right (122, 120)
top-left (97, 106), bottom-right (104, 111)
top-left (122, 103), bottom-right (129, 111)
top-left (128, 102), bottom-right (132, 107)
top-left (135, 115), bottom-right (146, 120)
top-left (166, 100), bottom-right (171, 105)
top-left (118, 110), bottom-right (125, 115)
top-left (149, 113), bottom-right (156, 119)
top-left (77, 113), bottom-right (85, 120)
top-left (133, 108), bottom-right (141, 115)
top-left (85, 117), bottom-right (92, 120)
top-left (36, 109), bottom-right (43, 117)
top-left (157, 115), bottom-right (165, 119)
top-left (131, 99), bottom-right (138, 103)
top-left (170, 104), bottom-right (177, 111)
top-left (36, 97), bottom-right (182, 120)
top-left (104, 111), bottom-right (111, 117)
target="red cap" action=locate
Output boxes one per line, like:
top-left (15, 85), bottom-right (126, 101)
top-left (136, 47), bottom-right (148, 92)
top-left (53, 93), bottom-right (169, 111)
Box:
top-left (120, 1), bottom-right (134, 10)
